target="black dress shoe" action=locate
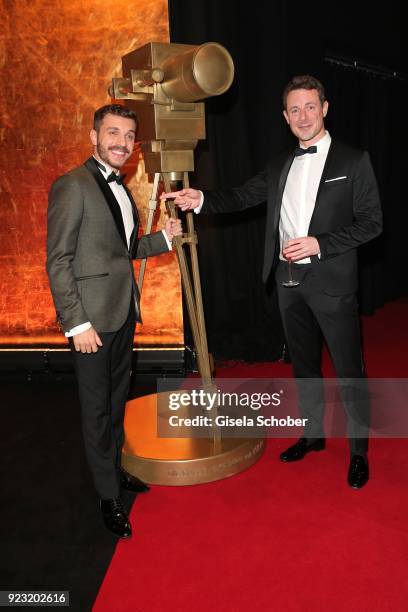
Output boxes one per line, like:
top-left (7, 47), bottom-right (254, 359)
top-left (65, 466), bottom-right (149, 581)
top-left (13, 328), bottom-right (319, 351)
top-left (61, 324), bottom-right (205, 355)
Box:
top-left (120, 468), bottom-right (150, 493)
top-left (280, 437), bottom-right (325, 462)
top-left (348, 455), bottom-right (369, 489)
top-left (100, 498), bottom-right (132, 538)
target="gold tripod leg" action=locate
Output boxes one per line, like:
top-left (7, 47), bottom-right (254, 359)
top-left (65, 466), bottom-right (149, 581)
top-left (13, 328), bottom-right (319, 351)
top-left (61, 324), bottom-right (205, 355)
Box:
top-left (183, 172), bottom-right (212, 385)
top-left (138, 172), bottom-right (161, 292)
top-left (133, 170), bottom-right (212, 388)
top-left (135, 171), bottom-right (213, 389)
top-left (163, 174), bottom-right (221, 453)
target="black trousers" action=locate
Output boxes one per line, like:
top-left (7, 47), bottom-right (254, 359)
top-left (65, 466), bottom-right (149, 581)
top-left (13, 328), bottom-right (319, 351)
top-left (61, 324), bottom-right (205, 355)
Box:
top-left (276, 261), bottom-right (369, 455)
top-left (70, 302), bottom-right (136, 499)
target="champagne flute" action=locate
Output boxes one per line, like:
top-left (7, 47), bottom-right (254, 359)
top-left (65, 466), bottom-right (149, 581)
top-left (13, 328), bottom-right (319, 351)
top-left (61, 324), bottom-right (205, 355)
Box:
top-left (282, 231), bottom-right (300, 287)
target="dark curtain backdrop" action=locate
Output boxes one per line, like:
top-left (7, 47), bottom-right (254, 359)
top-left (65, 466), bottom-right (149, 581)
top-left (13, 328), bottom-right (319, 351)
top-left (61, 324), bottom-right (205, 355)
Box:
top-left (168, 0), bottom-right (406, 361)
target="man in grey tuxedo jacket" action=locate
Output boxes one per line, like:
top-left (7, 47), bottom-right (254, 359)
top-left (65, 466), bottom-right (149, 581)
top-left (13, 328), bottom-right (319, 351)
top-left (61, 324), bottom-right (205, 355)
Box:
top-left (47, 104), bottom-right (181, 538)
top-left (162, 75), bottom-right (382, 489)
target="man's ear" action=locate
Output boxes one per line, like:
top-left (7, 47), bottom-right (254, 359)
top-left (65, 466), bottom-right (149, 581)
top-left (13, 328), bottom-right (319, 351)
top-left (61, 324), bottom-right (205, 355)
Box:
top-left (283, 110), bottom-right (289, 125)
top-left (90, 129), bottom-right (97, 146)
top-left (322, 101), bottom-right (329, 117)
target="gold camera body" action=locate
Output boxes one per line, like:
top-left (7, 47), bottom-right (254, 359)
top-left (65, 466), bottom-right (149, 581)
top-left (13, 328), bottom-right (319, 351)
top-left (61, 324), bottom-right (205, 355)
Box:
top-left (111, 42), bottom-right (234, 173)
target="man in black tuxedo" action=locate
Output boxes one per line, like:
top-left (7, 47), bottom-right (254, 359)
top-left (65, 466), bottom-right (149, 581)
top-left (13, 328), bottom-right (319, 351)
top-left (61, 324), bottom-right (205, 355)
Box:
top-left (161, 75), bottom-right (382, 488)
top-left (47, 104), bottom-right (182, 537)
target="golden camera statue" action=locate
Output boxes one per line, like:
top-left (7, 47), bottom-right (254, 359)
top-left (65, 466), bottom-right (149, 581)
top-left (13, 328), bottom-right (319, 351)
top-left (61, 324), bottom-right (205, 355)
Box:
top-left (111, 43), bottom-right (265, 486)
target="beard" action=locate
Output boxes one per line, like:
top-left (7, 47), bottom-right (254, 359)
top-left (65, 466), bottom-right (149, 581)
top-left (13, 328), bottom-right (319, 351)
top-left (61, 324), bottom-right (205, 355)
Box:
top-left (96, 143), bottom-right (129, 170)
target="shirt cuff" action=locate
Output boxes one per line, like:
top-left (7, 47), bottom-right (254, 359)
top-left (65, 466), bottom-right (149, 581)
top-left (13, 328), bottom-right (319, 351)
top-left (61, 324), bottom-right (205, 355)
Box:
top-left (194, 191), bottom-right (204, 214)
top-left (65, 321), bottom-right (92, 337)
top-left (162, 229), bottom-right (172, 251)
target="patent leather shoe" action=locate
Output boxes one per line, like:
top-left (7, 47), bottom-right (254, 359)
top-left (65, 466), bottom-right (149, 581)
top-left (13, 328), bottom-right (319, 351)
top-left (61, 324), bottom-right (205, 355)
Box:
top-left (348, 455), bottom-right (369, 489)
top-left (280, 437), bottom-right (325, 462)
top-left (120, 468), bottom-right (150, 493)
top-left (100, 497), bottom-right (132, 538)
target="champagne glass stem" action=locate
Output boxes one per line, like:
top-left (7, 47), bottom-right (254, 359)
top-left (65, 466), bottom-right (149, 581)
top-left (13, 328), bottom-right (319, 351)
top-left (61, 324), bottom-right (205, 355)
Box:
top-left (288, 261), bottom-right (293, 282)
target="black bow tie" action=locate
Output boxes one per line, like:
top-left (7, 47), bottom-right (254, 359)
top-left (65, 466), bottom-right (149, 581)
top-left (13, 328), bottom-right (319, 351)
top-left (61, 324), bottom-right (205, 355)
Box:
top-left (107, 171), bottom-right (126, 185)
top-left (93, 158), bottom-right (126, 184)
top-left (294, 145), bottom-right (317, 157)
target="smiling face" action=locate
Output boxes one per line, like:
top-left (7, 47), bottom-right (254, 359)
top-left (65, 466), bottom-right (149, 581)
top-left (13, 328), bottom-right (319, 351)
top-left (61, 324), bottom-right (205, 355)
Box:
top-left (90, 113), bottom-right (136, 170)
top-left (283, 88), bottom-right (328, 146)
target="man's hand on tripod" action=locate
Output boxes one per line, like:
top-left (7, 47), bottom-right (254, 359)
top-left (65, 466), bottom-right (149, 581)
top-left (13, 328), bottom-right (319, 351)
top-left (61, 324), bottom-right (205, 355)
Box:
top-left (164, 218), bottom-right (183, 242)
top-left (161, 188), bottom-right (202, 211)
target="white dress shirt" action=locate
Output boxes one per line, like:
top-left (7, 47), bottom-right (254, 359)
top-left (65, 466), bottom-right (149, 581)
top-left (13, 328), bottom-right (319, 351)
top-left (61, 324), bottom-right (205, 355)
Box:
top-left (279, 131), bottom-right (331, 263)
top-left (66, 157), bottom-right (171, 337)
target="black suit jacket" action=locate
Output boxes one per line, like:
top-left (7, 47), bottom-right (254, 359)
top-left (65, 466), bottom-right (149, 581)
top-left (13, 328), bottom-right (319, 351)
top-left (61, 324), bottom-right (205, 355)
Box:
top-left (202, 140), bottom-right (382, 295)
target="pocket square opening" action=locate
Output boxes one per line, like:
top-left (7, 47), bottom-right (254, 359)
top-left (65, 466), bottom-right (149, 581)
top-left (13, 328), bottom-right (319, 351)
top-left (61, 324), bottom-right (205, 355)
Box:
top-left (325, 176), bottom-right (347, 183)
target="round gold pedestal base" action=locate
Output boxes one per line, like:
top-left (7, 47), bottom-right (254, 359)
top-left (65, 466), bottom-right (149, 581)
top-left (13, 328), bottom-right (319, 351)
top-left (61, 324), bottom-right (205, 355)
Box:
top-left (122, 392), bottom-right (265, 486)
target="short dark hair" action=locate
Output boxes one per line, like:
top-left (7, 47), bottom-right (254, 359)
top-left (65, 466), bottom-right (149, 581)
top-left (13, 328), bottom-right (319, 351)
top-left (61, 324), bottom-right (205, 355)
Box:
top-left (93, 104), bottom-right (138, 131)
top-left (282, 75), bottom-right (325, 110)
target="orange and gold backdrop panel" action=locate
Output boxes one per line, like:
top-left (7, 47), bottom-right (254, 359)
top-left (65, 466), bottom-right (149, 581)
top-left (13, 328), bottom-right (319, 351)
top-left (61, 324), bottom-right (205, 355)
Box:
top-left (0, 0), bottom-right (183, 346)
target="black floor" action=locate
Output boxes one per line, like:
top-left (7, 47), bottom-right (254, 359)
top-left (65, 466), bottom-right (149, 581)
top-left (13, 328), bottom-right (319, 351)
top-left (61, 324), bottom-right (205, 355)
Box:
top-left (0, 374), bottom-right (156, 611)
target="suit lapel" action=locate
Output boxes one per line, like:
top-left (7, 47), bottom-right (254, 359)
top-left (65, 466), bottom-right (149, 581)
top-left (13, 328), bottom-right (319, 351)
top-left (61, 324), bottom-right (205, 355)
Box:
top-left (84, 157), bottom-right (128, 248)
top-left (308, 140), bottom-right (335, 231)
top-left (123, 183), bottom-right (139, 256)
top-left (272, 152), bottom-right (294, 233)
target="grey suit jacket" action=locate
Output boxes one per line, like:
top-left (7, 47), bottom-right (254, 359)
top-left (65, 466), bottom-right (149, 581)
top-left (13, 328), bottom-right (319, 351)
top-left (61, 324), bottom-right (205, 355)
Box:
top-left (46, 157), bottom-right (168, 333)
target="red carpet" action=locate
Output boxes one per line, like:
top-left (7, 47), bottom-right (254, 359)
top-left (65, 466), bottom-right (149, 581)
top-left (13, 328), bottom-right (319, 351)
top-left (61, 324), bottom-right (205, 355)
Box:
top-left (94, 300), bottom-right (408, 612)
